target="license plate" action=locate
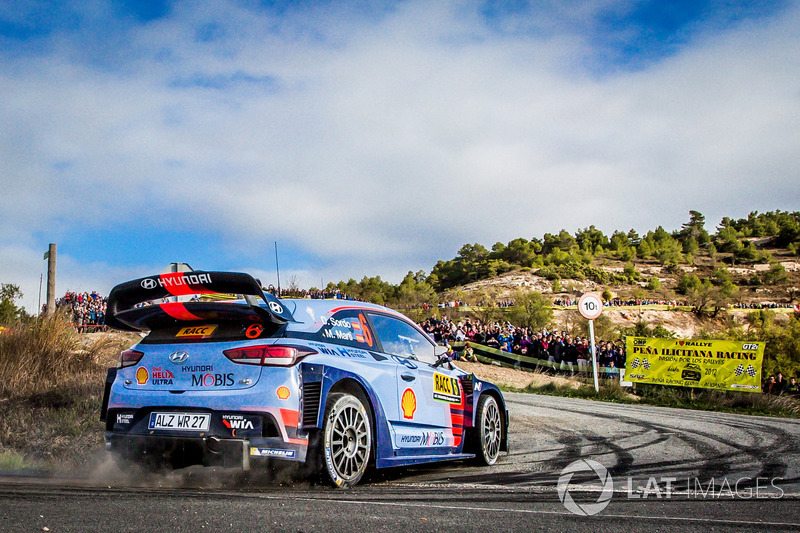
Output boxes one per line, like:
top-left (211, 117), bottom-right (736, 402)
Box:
top-left (148, 412), bottom-right (210, 431)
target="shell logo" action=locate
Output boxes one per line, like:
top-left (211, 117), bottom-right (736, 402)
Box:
top-left (401, 388), bottom-right (416, 420)
top-left (276, 386), bottom-right (291, 400)
top-left (136, 367), bottom-right (149, 385)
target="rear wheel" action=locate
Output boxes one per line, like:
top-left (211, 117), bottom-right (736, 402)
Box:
top-left (473, 394), bottom-right (502, 465)
top-left (322, 392), bottom-right (372, 487)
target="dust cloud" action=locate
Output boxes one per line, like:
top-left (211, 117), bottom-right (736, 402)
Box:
top-left (46, 449), bottom-right (320, 491)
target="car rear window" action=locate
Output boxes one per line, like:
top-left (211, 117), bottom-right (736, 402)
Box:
top-left (139, 321), bottom-right (284, 344)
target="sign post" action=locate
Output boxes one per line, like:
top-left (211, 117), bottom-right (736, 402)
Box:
top-left (44, 243), bottom-right (56, 315)
top-left (578, 293), bottom-right (604, 392)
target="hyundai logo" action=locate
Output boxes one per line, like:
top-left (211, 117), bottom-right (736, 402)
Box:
top-left (169, 351), bottom-right (189, 364)
top-left (141, 278), bottom-right (158, 290)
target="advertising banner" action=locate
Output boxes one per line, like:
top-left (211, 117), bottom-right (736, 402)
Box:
top-left (624, 337), bottom-right (764, 392)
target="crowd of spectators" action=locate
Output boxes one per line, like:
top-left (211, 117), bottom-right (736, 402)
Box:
top-left (54, 291), bottom-right (107, 332)
top-left (267, 285), bottom-right (362, 300)
top-left (436, 299), bottom-right (465, 308)
top-left (458, 298), bottom-right (515, 309)
top-left (603, 298), bottom-right (683, 307)
top-left (553, 298), bottom-right (579, 307)
top-left (307, 289), bottom-right (355, 300)
top-left (732, 302), bottom-right (796, 310)
top-left (763, 373), bottom-right (799, 396)
top-left (427, 297), bottom-right (799, 311)
top-left (419, 315), bottom-right (624, 374)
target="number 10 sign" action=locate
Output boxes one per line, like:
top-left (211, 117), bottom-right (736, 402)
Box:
top-left (578, 292), bottom-right (603, 392)
top-left (578, 293), bottom-right (603, 320)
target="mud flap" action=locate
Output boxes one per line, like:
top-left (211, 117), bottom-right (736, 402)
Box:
top-left (100, 368), bottom-right (116, 423)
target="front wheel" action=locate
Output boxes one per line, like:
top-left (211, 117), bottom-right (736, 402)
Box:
top-left (322, 392), bottom-right (372, 487)
top-left (473, 394), bottom-right (503, 465)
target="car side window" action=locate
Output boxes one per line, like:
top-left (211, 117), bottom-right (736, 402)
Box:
top-left (368, 314), bottom-right (436, 364)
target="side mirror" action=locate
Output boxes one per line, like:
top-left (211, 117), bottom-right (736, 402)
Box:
top-left (432, 345), bottom-right (453, 369)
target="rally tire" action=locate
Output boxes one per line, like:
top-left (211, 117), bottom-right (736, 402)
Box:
top-left (321, 392), bottom-right (373, 488)
top-left (473, 394), bottom-right (502, 466)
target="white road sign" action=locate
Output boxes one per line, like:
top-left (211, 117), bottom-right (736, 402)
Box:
top-left (578, 293), bottom-right (603, 320)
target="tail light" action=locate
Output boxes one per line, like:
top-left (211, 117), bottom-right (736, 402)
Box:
top-left (118, 349), bottom-right (144, 368)
top-left (223, 345), bottom-right (317, 367)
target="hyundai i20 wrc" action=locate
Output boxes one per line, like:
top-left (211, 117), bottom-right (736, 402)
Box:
top-left (101, 271), bottom-right (508, 487)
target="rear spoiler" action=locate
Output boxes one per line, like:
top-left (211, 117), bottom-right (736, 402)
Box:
top-left (105, 271), bottom-right (295, 332)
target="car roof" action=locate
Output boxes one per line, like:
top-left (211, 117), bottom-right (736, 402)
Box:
top-left (274, 299), bottom-right (406, 330)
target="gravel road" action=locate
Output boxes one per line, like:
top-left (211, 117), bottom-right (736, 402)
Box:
top-left (392, 392), bottom-right (800, 497)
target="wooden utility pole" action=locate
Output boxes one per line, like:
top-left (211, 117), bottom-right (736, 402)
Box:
top-left (45, 243), bottom-right (56, 315)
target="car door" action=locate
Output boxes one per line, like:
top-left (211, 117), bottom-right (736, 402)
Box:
top-left (367, 313), bottom-right (465, 454)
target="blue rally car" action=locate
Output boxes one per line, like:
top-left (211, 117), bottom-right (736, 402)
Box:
top-left (101, 271), bottom-right (508, 487)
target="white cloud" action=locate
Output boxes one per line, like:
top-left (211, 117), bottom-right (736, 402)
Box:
top-left (1, 0), bottom-right (798, 307)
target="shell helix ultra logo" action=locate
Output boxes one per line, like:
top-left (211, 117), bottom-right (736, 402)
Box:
top-left (401, 388), bottom-right (416, 419)
top-left (557, 459), bottom-right (614, 516)
top-left (135, 367), bottom-right (149, 385)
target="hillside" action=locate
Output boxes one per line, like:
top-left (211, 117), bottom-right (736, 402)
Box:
top-left (297, 210), bottom-right (800, 336)
top-left (449, 250), bottom-right (800, 338)
top-left (462, 252), bottom-right (800, 304)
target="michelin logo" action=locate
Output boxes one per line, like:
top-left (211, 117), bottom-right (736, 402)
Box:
top-left (249, 448), bottom-right (296, 458)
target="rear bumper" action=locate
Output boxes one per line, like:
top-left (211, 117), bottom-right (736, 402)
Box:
top-left (105, 405), bottom-right (309, 470)
top-left (107, 434), bottom-right (251, 469)
top-left (106, 433), bottom-right (309, 469)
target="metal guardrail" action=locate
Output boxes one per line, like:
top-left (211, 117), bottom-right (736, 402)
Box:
top-left (452, 341), bottom-right (620, 375)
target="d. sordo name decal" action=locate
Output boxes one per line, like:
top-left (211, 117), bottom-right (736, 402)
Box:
top-left (321, 316), bottom-right (353, 329)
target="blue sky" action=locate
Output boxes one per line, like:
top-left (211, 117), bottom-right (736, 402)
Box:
top-left (1, 0), bottom-right (798, 312)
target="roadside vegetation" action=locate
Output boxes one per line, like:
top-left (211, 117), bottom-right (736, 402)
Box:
top-left (0, 310), bottom-right (132, 471)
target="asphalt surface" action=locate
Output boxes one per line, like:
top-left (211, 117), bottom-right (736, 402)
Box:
top-left (2, 393), bottom-right (800, 532)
